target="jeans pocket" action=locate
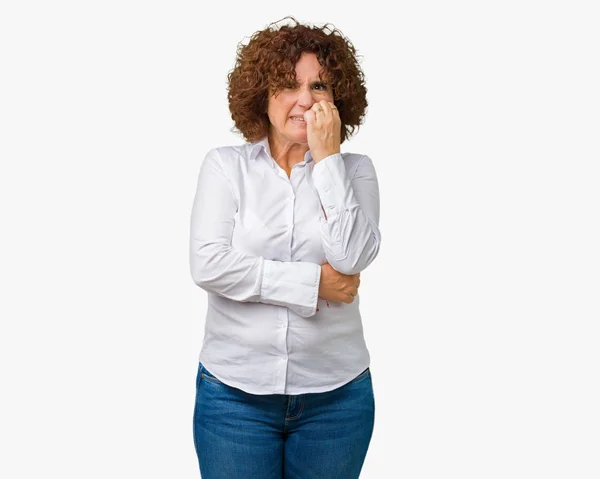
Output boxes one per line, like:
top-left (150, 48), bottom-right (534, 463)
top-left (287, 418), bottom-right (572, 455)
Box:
top-left (199, 362), bottom-right (225, 385)
top-left (197, 360), bottom-right (211, 387)
top-left (349, 367), bottom-right (370, 385)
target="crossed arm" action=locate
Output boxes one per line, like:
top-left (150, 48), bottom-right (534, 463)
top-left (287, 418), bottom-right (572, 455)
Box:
top-left (189, 148), bottom-right (381, 317)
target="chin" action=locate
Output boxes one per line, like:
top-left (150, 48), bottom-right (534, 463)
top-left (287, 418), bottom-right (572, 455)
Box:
top-left (291, 131), bottom-right (308, 142)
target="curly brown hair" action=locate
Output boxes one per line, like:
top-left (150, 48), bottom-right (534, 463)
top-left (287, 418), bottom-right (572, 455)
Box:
top-left (226, 16), bottom-right (368, 144)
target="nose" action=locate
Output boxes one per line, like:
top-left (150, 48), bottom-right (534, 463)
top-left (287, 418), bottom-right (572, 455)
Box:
top-left (297, 85), bottom-right (317, 110)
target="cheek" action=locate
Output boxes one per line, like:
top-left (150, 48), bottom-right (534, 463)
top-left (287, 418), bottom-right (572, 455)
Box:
top-left (268, 99), bottom-right (294, 120)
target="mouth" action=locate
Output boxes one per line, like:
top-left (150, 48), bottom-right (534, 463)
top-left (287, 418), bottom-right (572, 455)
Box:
top-left (289, 116), bottom-right (306, 125)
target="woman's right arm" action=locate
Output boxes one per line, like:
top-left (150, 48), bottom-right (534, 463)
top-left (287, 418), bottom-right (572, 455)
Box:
top-left (189, 148), bottom-right (321, 318)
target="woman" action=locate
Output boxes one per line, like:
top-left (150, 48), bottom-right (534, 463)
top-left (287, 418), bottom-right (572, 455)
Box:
top-left (189, 16), bottom-right (381, 478)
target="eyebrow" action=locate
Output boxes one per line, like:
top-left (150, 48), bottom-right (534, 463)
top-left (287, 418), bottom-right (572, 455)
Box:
top-left (293, 79), bottom-right (328, 85)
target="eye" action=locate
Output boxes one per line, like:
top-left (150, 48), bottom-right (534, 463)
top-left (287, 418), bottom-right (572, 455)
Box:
top-left (313, 83), bottom-right (328, 90)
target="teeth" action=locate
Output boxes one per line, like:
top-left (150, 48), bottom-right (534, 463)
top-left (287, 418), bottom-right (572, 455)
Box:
top-left (291, 117), bottom-right (305, 121)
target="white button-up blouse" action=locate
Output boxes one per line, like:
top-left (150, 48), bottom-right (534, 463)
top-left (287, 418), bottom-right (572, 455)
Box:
top-left (189, 135), bottom-right (381, 394)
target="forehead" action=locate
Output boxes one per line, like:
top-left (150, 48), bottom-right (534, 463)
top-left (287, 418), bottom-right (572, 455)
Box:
top-left (296, 62), bottom-right (326, 82)
top-left (267, 53), bottom-right (329, 95)
top-left (294, 52), bottom-right (325, 78)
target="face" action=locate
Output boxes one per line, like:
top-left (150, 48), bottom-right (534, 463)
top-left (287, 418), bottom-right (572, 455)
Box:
top-left (266, 52), bottom-right (334, 146)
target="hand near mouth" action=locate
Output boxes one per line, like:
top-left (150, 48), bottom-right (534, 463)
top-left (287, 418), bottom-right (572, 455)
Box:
top-left (303, 100), bottom-right (341, 163)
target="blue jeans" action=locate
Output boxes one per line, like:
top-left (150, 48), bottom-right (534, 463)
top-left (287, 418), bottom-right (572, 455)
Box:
top-left (192, 361), bottom-right (375, 478)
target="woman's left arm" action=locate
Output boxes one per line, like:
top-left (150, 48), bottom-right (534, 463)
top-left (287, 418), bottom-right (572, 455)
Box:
top-left (312, 153), bottom-right (382, 275)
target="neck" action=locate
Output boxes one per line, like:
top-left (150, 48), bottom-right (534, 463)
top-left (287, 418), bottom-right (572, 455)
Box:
top-left (267, 130), bottom-right (309, 169)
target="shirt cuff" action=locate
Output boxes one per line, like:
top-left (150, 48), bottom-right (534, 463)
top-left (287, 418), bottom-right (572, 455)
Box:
top-left (261, 260), bottom-right (321, 317)
top-left (312, 153), bottom-right (356, 220)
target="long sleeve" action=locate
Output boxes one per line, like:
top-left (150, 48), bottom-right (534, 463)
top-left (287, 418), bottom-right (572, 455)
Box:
top-left (312, 153), bottom-right (381, 275)
top-left (189, 148), bottom-right (321, 318)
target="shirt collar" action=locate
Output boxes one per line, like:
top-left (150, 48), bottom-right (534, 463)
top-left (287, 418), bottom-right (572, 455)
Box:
top-left (249, 136), bottom-right (271, 161)
top-left (249, 136), bottom-right (314, 164)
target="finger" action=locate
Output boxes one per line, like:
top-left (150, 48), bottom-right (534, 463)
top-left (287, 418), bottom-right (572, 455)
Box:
top-left (303, 109), bottom-right (317, 124)
top-left (320, 100), bottom-right (339, 121)
top-left (318, 100), bottom-right (334, 119)
top-left (311, 103), bottom-right (325, 125)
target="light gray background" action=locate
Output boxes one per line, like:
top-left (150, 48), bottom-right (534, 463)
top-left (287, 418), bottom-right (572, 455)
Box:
top-left (1, 1), bottom-right (598, 478)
